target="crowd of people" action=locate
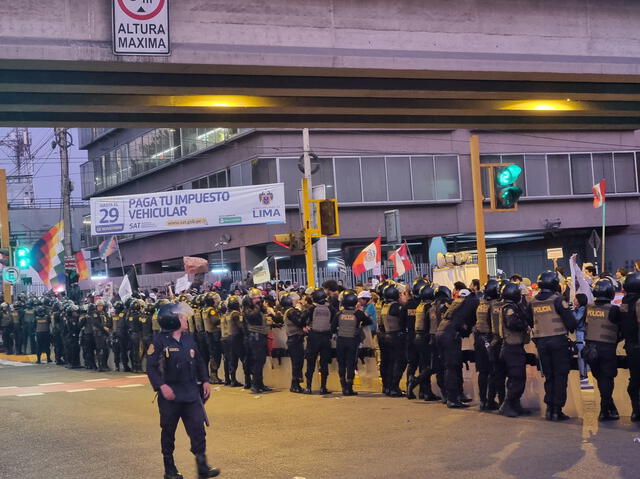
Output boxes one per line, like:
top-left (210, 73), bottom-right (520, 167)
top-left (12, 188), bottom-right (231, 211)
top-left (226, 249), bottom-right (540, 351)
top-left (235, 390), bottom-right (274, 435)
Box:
top-left (2, 266), bottom-right (640, 424)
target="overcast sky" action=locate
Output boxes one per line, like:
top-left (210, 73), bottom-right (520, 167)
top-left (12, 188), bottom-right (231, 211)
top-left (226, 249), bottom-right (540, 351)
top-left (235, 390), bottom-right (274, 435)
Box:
top-left (0, 127), bottom-right (85, 200)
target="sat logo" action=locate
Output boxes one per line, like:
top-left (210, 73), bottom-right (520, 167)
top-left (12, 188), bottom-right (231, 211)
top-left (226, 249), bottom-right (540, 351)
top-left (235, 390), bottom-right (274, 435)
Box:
top-left (259, 191), bottom-right (274, 206)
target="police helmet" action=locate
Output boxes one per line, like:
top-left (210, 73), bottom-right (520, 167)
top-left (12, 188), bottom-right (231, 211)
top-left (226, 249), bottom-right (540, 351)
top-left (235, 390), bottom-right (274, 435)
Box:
top-left (412, 278), bottom-right (428, 297)
top-left (418, 285), bottom-right (435, 301)
top-left (624, 272), bottom-right (640, 294)
top-left (249, 288), bottom-right (263, 299)
top-left (67, 304), bottom-right (79, 314)
top-left (593, 279), bottom-right (615, 301)
top-left (383, 284), bottom-right (400, 302)
top-left (311, 288), bottom-right (327, 304)
top-left (434, 285), bottom-right (452, 300)
top-left (341, 290), bottom-right (358, 309)
top-left (87, 303), bottom-right (97, 314)
top-left (500, 282), bottom-right (522, 303)
top-left (537, 271), bottom-right (560, 292)
top-left (375, 280), bottom-right (388, 296)
top-left (227, 295), bottom-right (240, 311)
top-left (35, 305), bottom-right (46, 316)
top-left (113, 301), bottom-right (124, 313)
top-left (157, 304), bottom-right (182, 332)
top-left (280, 293), bottom-right (294, 309)
top-left (483, 280), bottom-right (500, 300)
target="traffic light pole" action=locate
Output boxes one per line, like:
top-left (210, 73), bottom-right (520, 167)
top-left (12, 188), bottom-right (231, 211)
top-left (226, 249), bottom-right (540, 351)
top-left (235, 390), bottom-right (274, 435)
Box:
top-left (301, 128), bottom-right (316, 288)
top-left (0, 169), bottom-right (12, 303)
top-left (470, 135), bottom-right (488, 282)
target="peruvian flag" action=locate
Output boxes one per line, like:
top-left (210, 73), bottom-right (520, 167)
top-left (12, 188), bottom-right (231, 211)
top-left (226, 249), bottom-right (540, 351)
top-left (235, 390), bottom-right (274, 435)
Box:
top-left (593, 180), bottom-right (606, 208)
top-left (352, 235), bottom-right (381, 276)
top-left (389, 242), bottom-right (414, 278)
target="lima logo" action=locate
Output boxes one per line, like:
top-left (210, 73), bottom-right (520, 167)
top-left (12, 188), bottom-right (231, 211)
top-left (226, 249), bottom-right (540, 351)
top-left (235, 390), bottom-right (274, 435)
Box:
top-left (259, 191), bottom-right (274, 205)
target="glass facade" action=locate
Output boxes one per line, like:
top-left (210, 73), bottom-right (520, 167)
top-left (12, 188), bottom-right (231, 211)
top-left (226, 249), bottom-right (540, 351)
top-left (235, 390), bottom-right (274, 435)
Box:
top-left (480, 151), bottom-right (640, 198)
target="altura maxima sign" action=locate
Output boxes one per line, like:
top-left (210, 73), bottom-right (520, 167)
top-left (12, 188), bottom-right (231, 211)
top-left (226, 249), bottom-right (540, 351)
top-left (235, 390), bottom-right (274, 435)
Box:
top-left (112, 0), bottom-right (170, 55)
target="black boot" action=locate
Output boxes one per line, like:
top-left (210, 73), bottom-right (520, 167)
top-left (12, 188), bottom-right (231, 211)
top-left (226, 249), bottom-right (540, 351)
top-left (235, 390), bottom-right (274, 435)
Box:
top-left (545, 406), bottom-right (554, 421)
top-left (422, 381), bottom-right (441, 401)
top-left (340, 378), bottom-right (348, 396)
top-left (163, 454), bottom-right (183, 479)
top-left (498, 401), bottom-right (519, 418)
top-left (551, 407), bottom-right (570, 421)
top-left (290, 380), bottom-right (303, 393)
top-left (608, 402), bottom-right (620, 420)
top-left (447, 399), bottom-right (469, 409)
top-left (304, 378), bottom-right (313, 394)
top-left (195, 454), bottom-right (220, 478)
top-left (486, 398), bottom-right (500, 411)
top-left (406, 376), bottom-right (417, 400)
top-left (458, 393), bottom-right (472, 403)
top-left (243, 378), bottom-right (252, 390)
top-left (319, 375), bottom-right (330, 395)
top-left (631, 399), bottom-right (640, 422)
top-left (258, 383), bottom-right (272, 392)
top-left (230, 376), bottom-right (243, 387)
top-left (209, 370), bottom-right (224, 385)
top-left (512, 401), bottom-right (531, 416)
top-left (347, 381), bottom-right (358, 396)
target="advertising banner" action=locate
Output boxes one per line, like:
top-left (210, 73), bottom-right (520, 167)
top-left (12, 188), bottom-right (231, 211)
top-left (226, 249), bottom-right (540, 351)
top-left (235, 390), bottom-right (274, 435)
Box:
top-left (90, 183), bottom-right (286, 236)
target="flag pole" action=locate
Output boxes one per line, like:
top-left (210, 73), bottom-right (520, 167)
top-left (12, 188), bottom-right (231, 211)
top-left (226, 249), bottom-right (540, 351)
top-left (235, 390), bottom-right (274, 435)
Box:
top-left (115, 236), bottom-right (126, 277)
top-left (601, 201), bottom-right (606, 271)
top-left (404, 240), bottom-right (417, 280)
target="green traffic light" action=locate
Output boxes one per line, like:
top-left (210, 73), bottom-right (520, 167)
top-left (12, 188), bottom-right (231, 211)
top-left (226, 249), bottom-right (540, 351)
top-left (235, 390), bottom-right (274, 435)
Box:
top-left (15, 247), bottom-right (31, 269)
top-left (16, 247), bottom-right (28, 257)
top-left (18, 258), bottom-right (28, 268)
top-left (496, 164), bottom-right (523, 186)
top-left (498, 185), bottom-right (523, 208)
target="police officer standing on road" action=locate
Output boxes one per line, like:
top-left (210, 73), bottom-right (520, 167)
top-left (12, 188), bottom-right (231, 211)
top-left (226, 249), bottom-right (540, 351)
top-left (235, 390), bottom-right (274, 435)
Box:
top-left (528, 271), bottom-right (577, 421)
top-left (474, 280), bottom-right (502, 410)
top-left (617, 272), bottom-right (640, 421)
top-left (583, 279), bottom-right (622, 421)
top-left (35, 304), bottom-right (52, 364)
top-left (242, 289), bottom-right (273, 394)
top-left (51, 301), bottom-right (66, 365)
top-left (282, 292), bottom-right (306, 393)
top-left (1, 302), bottom-right (14, 354)
top-left (379, 283), bottom-right (407, 397)
top-left (147, 303), bottom-right (220, 479)
top-left (303, 288), bottom-right (335, 395)
top-left (496, 282), bottom-right (532, 418)
top-left (92, 300), bottom-right (110, 372)
top-left (219, 296), bottom-right (244, 388)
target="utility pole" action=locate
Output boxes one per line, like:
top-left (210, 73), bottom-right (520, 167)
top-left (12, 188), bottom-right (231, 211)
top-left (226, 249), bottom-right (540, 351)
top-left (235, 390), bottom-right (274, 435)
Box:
top-left (301, 128), bottom-right (315, 287)
top-left (470, 135), bottom-right (488, 282)
top-left (54, 128), bottom-right (73, 259)
top-left (0, 169), bottom-right (12, 303)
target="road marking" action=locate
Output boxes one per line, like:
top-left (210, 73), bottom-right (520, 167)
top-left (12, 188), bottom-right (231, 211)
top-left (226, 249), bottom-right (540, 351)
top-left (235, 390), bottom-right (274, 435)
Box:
top-left (17, 393), bottom-right (45, 397)
top-left (39, 382), bottom-right (64, 386)
top-left (67, 388), bottom-right (96, 393)
top-left (0, 386), bottom-right (18, 389)
top-left (117, 384), bottom-right (143, 388)
top-left (83, 378), bottom-right (109, 382)
top-left (127, 375), bottom-right (146, 378)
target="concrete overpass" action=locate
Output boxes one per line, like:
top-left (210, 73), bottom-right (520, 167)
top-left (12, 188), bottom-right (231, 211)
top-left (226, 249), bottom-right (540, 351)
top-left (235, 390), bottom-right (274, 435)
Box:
top-left (1, 0), bottom-right (640, 128)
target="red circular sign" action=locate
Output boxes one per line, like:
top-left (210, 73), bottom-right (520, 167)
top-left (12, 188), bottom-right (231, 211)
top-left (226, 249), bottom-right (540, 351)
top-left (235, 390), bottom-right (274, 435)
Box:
top-left (117, 0), bottom-right (166, 21)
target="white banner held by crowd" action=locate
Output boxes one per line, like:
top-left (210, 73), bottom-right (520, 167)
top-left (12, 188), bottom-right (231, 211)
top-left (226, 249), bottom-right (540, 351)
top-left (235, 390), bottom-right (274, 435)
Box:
top-left (175, 274), bottom-right (191, 294)
top-left (90, 183), bottom-right (286, 236)
top-left (252, 257), bottom-right (271, 284)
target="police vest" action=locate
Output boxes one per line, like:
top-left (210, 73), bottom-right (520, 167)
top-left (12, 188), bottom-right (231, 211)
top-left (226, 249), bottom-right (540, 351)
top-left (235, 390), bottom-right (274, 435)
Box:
top-left (429, 302), bottom-right (445, 334)
top-left (475, 299), bottom-right (493, 333)
top-left (311, 304), bottom-right (332, 333)
top-left (36, 316), bottom-right (50, 333)
top-left (490, 301), bottom-right (502, 337)
top-left (127, 314), bottom-right (142, 333)
top-left (531, 296), bottom-right (567, 338)
top-left (151, 311), bottom-right (160, 332)
top-left (11, 310), bottom-right (20, 325)
top-left (203, 307), bottom-right (219, 334)
top-left (499, 304), bottom-right (529, 345)
top-left (443, 298), bottom-right (464, 321)
top-left (245, 309), bottom-right (268, 335)
top-left (112, 313), bottom-right (122, 333)
top-left (585, 303), bottom-right (618, 344)
top-left (415, 302), bottom-right (431, 335)
top-left (221, 311), bottom-right (241, 338)
top-left (1, 312), bottom-right (11, 327)
top-left (405, 302), bottom-right (417, 332)
top-left (193, 308), bottom-right (205, 332)
top-left (375, 300), bottom-right (384, 329)
top-left (621, 299), bottom-right (640, 344)
top-left (381, 302), bottom-right (401, 332)
top-left (187, 313), bottom-right (196, 333)
top-left (337, 309), bottom-right (358, 338)
top-left (284, 308), bottom-right (303, 337)
top-left (24, 308), bottom-right (35, 323)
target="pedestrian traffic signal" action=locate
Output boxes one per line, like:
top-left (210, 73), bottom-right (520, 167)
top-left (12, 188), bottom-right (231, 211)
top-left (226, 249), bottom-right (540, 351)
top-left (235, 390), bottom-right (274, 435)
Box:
top-left (493, 164), bottom-right (523, 210)
top-left (0, 247), bottom-right (10, 269)
top-left (318, 199), bottom-right (340, 236)
top-left (15, 246), bottom-right (31, 269)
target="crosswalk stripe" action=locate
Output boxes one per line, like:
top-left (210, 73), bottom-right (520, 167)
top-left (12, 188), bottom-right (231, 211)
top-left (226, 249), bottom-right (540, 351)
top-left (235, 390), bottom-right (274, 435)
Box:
top-left (67, 388), bottom-right (96, 393)
top-left (83, 378), bottom-right (109, 382)
top-left (39, 382), bottom-right (64, 386)
top-left (126, 375), bottom-right (147, 378)
top-left (117, 384), bottom-right (143, 388)
top-left (17, 393), bottom-right (45, 397)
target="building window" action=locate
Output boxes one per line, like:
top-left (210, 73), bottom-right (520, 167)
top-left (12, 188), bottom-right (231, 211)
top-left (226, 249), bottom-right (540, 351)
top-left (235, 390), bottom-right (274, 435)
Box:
top-left (411, 155), bottom-right (435, 201)
top-left (361, 156), bottom-right (387, 202)
top-left (614, 152), bottom-right (636, 193)
top-left (229, 164), bottom-right (242, 187)
top-left (434, 155), bottom-right (460, 200)
top-left (335, 157), bottom-right (363, 203)
top-left (570, 153), bottom-right (592, 195)
top-left (251, 158), bottom-right (277, 185)
top-left (387, 156), bottom-right (412, 201)
top-left (524, 154), bottom-right (548, 197)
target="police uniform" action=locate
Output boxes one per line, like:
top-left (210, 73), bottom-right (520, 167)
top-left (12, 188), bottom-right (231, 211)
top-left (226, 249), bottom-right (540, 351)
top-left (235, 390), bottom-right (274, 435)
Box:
top-left (35, 308), bottom-right (52, 363)
top-left (23, 305), bottom-right (37, 354)
top-left (497, 302), bottom-right (531, 417)
top-left (63, 308), bottom-right (82, 368)
top-left (620, 287), bottom-right (640, 420)
top-left (127, 306), bottom-right (144, 373)
top-left (584, 301), bottom-right (621, 419)
top-left (110, 310), bottom-right (127, 371)
top-left (474, 298), bottom-right (504, 408)
top-left (92, 310), bottom-right (110, 372)
top-left (11, 306), bottom-right (23, 354)
top-left (220, 308), bottom-right (244, 387)
top-left (304, 302), bottom-right (334, 393)
top-left (528, 291), bottom-right (577, 417)
top-left (428, 298), bottom-right (448, 398)
top-left (1, 305), bottom-right (14, 355)
top-left (403, 297), bottom-right (420, 389)
top-left (332, 307), bottom-right (369, 394)
top-left (203, 306), bottom-right (224, 384)
top-left (284, 306), bottom-right (306, 392)
top-left (243, 303), bottom-right (270, 393)
top-left (80, 310), bottom-right (97, 370)
top-left (51, 307), bottom-right (65, 365)
top-left (409, 299), bottom-right (441, 401)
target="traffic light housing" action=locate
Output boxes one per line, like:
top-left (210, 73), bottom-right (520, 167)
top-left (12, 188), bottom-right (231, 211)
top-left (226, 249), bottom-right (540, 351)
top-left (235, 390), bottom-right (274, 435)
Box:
top-left (492, 164), bottom-right (523, 210)
top-left (273, 232), bottom-right (305, 252)
top-left (0, 247), bottom-right (10, 269)
top-left (318, 199), bottom-right (339, 236)
top-left (15, 246), bottom-right (31, 269)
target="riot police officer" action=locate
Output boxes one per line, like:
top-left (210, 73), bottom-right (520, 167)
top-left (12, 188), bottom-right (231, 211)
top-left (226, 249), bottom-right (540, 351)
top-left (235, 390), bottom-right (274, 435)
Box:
top-left (620, 271), bottom-right (640, 421)
top-left (429, 286), bottom-right (451, 401)
top-left (1, 303), bottom-right (13, 354)
top-left (583, 279), bottom-right (622, 421)
top-left (474, 280), bottom-right (502, 410)
top-left (303, 288), bottom-right (335, 395)
top-left (379, 283), bottom-right (407, 397)
top-left (141, 301), bottom-right (155, 371)
top-left (333, 290), bottom-right (370, 396)
top-left (127, 299), bottom-right (145, 373)
top-left (203, 294), bottom-right (224, 385)
top-left (496, 282), bottom-right (531, 418)
top-left (146, 303), bottom-right (220, 479)
top-left (528, 271), bottom-right (577, 421)
top-left (406, 285), bottom-right (441, 401)
top-left (220, 296), bottom-right (244, 388)
top-left (282, 292), bottom-right (305, 393)
top-left (35, 305), bottom-right (52, 364)
top-left (242, 289), bottom-right (272, 394)
top-left (23, 299), bottom-right (37, 354)
top-left (111, 301), bottom-right (127, 371)
top-left (92, 300), bottom-right (110, 372)
top-left (51, 301), bottom-right (66, 365)
top-left (63, 304), bottom-right (82, 369)
top-left (436, 285), bottom-right (479, 408)
top-left (405, 279), bottom-right (427, 396)
top-left (12, 300), bottom-right (24, 354)
top-left (80, 304), bottom-right (97, 370)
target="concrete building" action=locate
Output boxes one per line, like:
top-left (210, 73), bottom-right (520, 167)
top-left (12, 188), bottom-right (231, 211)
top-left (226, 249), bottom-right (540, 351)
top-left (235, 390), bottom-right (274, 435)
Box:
top-left (80, 127), bottom-right (640, 280)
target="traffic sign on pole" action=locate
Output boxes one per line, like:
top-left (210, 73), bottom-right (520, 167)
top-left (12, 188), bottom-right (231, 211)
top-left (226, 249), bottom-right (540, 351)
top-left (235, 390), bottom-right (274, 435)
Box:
top-left (3, 267), bottom-right (19, 284)
top-left (112, 0), bottom-right (170, 55)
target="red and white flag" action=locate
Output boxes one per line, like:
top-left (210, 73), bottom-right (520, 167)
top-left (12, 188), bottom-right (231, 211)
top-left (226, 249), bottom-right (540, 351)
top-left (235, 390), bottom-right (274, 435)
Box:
top-left (592, 180), bottom-right (606, 208)
top-left (352, 236), bottom-right (381, 276)
top-left (389, 242), bottom-right (414, 278)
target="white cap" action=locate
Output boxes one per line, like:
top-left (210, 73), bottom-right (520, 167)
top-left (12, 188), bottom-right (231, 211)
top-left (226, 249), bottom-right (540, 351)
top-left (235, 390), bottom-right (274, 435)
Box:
top-left (357, 291), bottom-right (372, 299)
top-left (458, 289), bottom-right (471, 297)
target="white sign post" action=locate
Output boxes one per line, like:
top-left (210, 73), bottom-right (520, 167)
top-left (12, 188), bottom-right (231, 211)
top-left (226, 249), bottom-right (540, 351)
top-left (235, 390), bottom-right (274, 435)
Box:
top-left (90, 183), bottom-right (286, 236)
top-left (112, 0), bottom-right (170, 56)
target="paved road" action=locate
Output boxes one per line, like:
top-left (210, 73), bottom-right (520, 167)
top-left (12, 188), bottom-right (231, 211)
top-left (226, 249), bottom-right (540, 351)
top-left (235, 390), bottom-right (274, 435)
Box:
top-left (1, 361), bottom-right (639, 479)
